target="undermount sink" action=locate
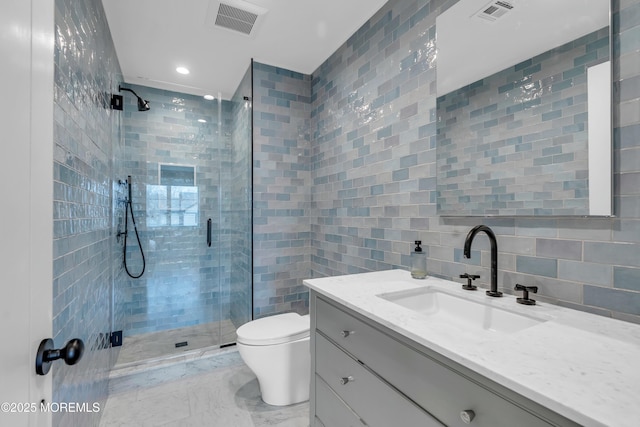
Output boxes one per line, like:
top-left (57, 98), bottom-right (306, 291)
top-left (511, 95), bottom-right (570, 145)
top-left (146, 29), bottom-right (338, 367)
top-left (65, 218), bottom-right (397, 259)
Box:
top-left (378, 287), bottom-right (548, 334)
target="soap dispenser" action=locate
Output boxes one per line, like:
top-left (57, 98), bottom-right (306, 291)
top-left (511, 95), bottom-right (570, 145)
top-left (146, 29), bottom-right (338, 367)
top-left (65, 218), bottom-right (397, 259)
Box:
top-left (411, 240), bottom-right (427, 279)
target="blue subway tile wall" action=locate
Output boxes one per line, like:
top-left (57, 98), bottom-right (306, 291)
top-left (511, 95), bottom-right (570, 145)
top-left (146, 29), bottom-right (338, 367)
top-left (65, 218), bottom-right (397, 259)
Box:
top-left (308, 0), bottom-right (640, 323)
top-left (310, 0), bottom-right (439, 277)
top-left (116, 84), bottom-right (233, 337)
top-left (437, 28), bottom-right (609, 216)
top-left (53, 0), bottom-right (120, 425)
top-left (228, 64), bottom-right (253, 332)
top-left (252, 62), bottom-right (312, 317)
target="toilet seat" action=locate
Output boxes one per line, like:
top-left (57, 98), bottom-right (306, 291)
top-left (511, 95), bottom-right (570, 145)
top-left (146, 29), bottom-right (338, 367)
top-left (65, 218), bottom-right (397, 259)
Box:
top-left (237, 313), bottom-right (310, 346)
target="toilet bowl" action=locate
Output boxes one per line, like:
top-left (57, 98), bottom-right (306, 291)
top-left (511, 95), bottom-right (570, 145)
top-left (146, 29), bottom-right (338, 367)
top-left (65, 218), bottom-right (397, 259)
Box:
top-left (236, 312), bottom-right (310, 406)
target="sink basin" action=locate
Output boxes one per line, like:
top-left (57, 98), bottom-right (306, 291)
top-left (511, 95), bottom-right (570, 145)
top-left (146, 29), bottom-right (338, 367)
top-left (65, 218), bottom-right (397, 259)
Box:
top-left (378, 287), bottom-right (548, 334)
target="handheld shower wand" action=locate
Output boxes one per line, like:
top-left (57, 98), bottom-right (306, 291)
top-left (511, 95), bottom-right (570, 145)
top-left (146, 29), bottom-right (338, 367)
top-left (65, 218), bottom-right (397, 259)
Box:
top-left (123, 175), bottom-right (146, 278)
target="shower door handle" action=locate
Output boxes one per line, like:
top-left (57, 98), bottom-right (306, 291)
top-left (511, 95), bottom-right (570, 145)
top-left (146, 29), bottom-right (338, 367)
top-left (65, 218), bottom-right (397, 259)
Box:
top-left (207, 218), bottom-right (212, 247)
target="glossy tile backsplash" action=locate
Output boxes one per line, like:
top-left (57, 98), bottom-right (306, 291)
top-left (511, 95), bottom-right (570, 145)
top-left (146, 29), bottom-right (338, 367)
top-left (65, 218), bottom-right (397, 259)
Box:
top-left (310, 0), bottom-right (438, 275)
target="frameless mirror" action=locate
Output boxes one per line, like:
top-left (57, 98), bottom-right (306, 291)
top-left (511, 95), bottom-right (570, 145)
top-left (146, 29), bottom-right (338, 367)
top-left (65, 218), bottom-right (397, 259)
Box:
top-left (436, 0), bottom-right (611, 216)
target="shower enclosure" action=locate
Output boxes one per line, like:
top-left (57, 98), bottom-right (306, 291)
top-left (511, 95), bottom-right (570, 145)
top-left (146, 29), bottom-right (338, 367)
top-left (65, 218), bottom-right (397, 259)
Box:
top-left (112, 71), bottom-right (252, 366)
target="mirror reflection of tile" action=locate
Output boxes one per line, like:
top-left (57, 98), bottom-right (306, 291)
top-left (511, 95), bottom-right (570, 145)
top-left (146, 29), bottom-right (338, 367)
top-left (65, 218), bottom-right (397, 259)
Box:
top-left (437, 28), bottom-right (610, 216)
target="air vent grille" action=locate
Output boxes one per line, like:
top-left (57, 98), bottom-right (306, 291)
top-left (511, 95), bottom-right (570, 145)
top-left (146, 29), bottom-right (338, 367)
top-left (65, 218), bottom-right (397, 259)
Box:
top-left (215, 3), bottom-right (259, 35)
top-left (474, 0), bottom-right (514, 22)
top-left (495, 1), bottom-right (513, 9)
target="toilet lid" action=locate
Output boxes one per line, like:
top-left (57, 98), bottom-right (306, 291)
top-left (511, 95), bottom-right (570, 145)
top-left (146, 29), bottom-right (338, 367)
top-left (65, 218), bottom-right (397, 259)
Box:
top-left (236, 313), bottom-right (310, 346)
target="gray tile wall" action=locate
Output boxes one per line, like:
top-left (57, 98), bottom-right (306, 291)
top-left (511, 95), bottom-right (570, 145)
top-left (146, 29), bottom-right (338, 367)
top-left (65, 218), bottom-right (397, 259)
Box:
top-left (252, 62), bottom-right (312, 317)
top-left (437, 28), bottom-right (609, 216)
top-left (308, 0), bottom-right (640, 324)
top-left (53, 0), bottom-right (120, 425)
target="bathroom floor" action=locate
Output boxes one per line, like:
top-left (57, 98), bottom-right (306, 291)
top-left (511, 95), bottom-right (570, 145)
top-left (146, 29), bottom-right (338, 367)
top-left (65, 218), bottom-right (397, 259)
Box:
top-left (100, 349), bottom-right (309, 427)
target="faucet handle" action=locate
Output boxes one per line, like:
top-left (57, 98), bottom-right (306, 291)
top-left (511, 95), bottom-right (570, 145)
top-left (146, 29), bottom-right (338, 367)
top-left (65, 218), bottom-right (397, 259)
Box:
top-left (460, 273), bottom-right (480, 290)
top-left (515, 284), bottom-right (538, 305)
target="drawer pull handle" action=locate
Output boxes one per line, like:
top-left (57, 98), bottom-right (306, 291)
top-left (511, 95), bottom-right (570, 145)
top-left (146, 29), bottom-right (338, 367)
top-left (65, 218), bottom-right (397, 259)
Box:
top-left (340, 376), bottom-right (354, 385)
top-left (341, 330), bottom-right (355, 338)
top-left (460, 410), bottom-right (475, 424)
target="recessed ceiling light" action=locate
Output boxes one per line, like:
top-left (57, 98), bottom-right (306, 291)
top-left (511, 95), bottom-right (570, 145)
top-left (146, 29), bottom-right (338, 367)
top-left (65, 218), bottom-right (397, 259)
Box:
top-left (203, 94), bottom-right (215, 100)
top-left (176, 66), bottom-right (190, 75)
top-left (198, 119), bottom-right (207, 123)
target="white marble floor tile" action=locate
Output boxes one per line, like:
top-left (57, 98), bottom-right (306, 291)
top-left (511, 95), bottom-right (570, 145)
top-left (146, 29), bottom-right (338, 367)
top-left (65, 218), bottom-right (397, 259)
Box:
top-left (100, 350), bottom-right (309, 427)
top-left (115, 320), bottom-right (237, 367)
top-left (109, 348), bottom-right (243, 395)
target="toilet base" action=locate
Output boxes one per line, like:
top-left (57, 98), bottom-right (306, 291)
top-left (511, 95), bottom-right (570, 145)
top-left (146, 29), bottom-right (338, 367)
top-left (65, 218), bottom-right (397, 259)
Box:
top-left (238, 337), bottom-right (310, 406)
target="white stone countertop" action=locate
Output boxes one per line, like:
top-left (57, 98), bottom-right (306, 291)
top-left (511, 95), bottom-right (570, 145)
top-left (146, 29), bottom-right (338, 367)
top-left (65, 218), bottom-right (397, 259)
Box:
top-left (304, 269), bottom-right (640, 427)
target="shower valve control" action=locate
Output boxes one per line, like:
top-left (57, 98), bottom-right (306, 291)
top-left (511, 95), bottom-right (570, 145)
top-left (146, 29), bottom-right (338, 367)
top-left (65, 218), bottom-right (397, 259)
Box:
top-left (116, 227), bottom-right (126, 243)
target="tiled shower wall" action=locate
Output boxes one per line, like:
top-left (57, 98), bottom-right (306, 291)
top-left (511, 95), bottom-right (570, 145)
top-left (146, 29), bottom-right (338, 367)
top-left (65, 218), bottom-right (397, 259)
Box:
top-left (52, 0), bottom-right (120, 426)
top-left (228, 65), bottom-right (253, 328)
top-left (116, 84), bottom-right (233, 337)
top-left (252, 62), bottom-right (312, 317)
top-left (437, 28), bottom-right (609, 216)
top-left (307, 0), bottom-right (640, 323)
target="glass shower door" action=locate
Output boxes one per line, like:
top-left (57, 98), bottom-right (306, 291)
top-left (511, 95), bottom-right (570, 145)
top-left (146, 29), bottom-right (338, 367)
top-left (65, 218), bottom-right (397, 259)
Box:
top-left (222, 66), bottom-right (253, 343)
top-left (113, 85), bottom-right (226, 365)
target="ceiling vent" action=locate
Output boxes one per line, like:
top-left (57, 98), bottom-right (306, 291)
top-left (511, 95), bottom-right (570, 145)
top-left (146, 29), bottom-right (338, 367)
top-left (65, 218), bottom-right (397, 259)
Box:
top-left (473, 0), bottom-right (515, 22)
top-left (206, 0), bottom-right (268, 37)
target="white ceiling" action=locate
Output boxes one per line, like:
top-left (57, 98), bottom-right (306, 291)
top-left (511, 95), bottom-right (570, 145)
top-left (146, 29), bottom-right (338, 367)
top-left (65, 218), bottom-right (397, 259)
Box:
top-left (102, 0), bottom-right (389, 99)
top-left (436, 0), bottom-right (610, 94)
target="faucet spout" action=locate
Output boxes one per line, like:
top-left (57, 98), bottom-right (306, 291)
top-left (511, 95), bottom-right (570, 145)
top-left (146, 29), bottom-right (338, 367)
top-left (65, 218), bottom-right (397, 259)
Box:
top-left (463, 225), bottom-right (502, 297)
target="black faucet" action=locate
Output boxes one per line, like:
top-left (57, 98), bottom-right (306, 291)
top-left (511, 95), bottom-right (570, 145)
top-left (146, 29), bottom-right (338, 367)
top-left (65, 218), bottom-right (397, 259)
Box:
top-left (463, 225), bottom-right (503, 297)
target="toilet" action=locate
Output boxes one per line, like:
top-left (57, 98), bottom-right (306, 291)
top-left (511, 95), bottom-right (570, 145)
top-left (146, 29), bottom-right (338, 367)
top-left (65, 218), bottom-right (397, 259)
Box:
top-left (236, 312), bottom-right (310, 406)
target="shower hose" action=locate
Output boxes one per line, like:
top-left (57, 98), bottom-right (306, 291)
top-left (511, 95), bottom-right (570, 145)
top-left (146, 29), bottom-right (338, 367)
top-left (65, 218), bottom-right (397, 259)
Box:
top-left (124, 177), bottom-right (146, 278)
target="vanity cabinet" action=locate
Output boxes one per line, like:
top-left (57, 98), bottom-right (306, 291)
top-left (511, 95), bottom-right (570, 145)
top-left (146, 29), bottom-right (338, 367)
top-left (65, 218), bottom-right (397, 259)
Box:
top-left (310, 291), bottom-right (580, 427)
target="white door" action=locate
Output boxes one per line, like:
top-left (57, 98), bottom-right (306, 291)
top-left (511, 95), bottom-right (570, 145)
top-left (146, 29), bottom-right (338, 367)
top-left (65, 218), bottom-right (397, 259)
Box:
top-left (0, 0), bottom-right (54, 426)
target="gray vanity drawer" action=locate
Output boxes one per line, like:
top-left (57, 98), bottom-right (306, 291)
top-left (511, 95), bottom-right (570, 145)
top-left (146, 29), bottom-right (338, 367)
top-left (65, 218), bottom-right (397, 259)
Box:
top-left (315, 374), bottom-right (364, 427)
top-left (315, 296), bottom-right (575, 427)
top-left (315, 333), bottom-right (444, 427)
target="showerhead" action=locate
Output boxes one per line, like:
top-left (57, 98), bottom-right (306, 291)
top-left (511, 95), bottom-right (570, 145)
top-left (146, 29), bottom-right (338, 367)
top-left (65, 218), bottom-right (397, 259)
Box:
top-left (119, 85), bottom-right (150, 111)
top-left (137, 98), bottom-right (150, 111)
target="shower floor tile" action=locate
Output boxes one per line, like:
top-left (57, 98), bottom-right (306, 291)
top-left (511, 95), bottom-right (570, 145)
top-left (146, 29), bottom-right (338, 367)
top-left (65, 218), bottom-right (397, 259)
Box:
top-left (115, 320), bottom-right (238, 368)
top-left (100, 350), bottom-right (309, 427)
